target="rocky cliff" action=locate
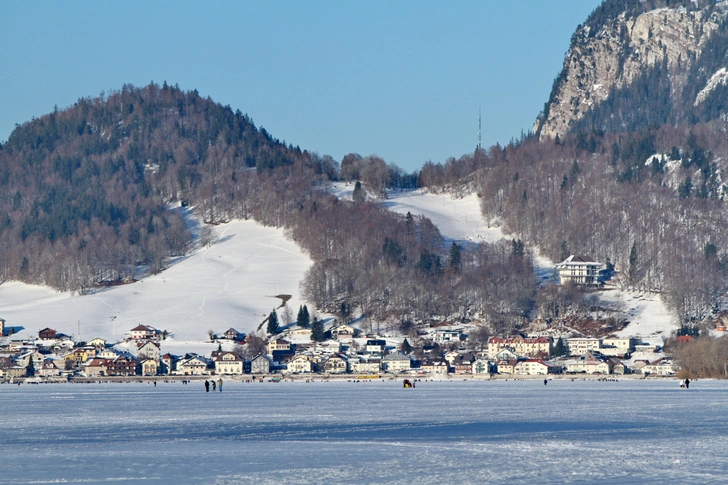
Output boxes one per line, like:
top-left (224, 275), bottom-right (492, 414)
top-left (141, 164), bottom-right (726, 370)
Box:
top-left (535, 1), bottom-right (728, 139)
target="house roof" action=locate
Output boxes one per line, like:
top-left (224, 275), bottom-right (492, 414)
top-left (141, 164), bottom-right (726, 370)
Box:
top-left (130, 325), bottom-right (155, 332)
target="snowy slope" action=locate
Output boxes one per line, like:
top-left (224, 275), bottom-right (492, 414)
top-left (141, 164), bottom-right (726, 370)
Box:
top-left (0, 220), bottom-right (311, 351)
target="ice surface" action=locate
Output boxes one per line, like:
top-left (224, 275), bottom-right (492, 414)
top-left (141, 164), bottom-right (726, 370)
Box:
top-left (2, 379), bottom-right (726, 484)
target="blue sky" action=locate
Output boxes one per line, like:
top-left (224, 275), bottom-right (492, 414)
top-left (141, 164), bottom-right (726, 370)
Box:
top-left (2, 1), bottom-right (601, 172)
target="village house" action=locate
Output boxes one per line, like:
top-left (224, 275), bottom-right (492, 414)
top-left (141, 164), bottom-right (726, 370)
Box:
top-left (38, 328), bottom-right (58, 340)
top-left (288, 327), bottom-right (312, 339)
top-left (223, 328), bottom-right (244, 341)
top-left (444, 350), bottom-right (460, 367)
top-left (137, 341), bottom-right (160, 361)
top-left (323, 354), bottom-right (348, 374)
top-left (599, 337), bottom-right (639, 357)
top-left (556, 255), bottom-right (604, 286)
top-left (365, 339), bottom-right (386, 355)
top-left (38, 359), bottom-right (61, 377)
top-left (97, 348), bottom-right (120, 359)
top-left (214, 352), bottom-right (244, 375)
top-left (566, 352), bottom-right (612, 374)
top-left (140, 359), bottom-right (159, 376)
top-left (641, 358), bottom-right (677, 376)
top-left (129, 325), bottom-right (158, 340)
top-left (331, 324), bottom-right (355, 341)
top-left (472, 358), bottom-right (491, 375)
top-left (381, 351), bottom-right (411, 373)
top-left (176, 355), bottom-right (208, 375)
top-left (496, 360), bottom-right (518, 375)
top-left (285, 354), bottom-right (313, 374)
top-left (514, 359), bottom-right (552, 375)
top-left (430, 328), bottom-right (462, 344)
top-left (250, 354), bottom-right (272, 374)
top-left (87, 338), bottom-right (107, 350)
top-left (109, 356), bottom-right (138, 376)
top-left (349, 357), bottom-right (381, 374)
top-left (453, 353), bottom-right (477, 374)
top-left (492, 348), bottom-right (520, 362)
top-left (268, 338), bottom-right (291, 354)
top-left (488, 336), bottom-right (552, 358)
top-left (84, 358), bottom-right (110, 377)
top-left (567, 337), bottom-right (602, 356)
top-left (421, 358), bottom-right (449, 375)
top-left (161, 354), bottom-right (177, 374)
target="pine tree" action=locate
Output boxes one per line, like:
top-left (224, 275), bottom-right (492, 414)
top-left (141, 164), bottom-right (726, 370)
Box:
top-left (267, 309), bottom-right (280, 335)
top-left (628, 243), bottom-right (638, 284)
top-left (26, 357), bottom-right (35, 377)
top-left (553, 338), bottom-right (567, 357)
top-left (400, 338), bottom-right (413, 354)
top-left (302, 305), bottom-right (310, 328)
top-left (449, 242), bottom-right (462, 272)
top-left (311, 317), bottom-right (325, 342)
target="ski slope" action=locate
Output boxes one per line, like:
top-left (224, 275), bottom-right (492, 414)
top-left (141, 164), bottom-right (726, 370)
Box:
top-left (0, 220), bottom-right (311, 351)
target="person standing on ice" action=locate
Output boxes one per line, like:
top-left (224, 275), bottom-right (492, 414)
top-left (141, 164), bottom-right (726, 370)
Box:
top-left (204, 380), bottom-right (210, 392)
top-left (211, 380), bottom-right (216, 391)
top-left (217, 379), bottom-right (223, 392)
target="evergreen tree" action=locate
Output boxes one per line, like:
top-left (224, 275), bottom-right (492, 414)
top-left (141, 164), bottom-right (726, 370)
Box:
top-left (267, 309), bottom-right (280, 335)
top-left (26, 357), bottom-right (35, 377)
top-left (352, 180), bottom-right (365, 203)
top-left (553, 338), bottom-right (567, 357)
top-left (449, 242), bottom-right (462, 272)
top-left (400, 338), bottom-right (413, 354)
top-left (628, 242), bottom-right (638, 284)
top-left (311, 317), bottom-right (325, 342)
top-left (297, 305), bottom-right (310, 328)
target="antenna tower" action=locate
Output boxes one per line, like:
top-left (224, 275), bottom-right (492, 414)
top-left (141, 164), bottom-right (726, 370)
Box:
top-left (478, 107), bottom-right (482, 151)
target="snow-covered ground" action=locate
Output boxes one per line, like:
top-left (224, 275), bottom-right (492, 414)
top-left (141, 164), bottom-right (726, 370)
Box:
top-left (0, 220), bottom-right (311, 352)
top-left (3, 379), bottom-right (728, 484)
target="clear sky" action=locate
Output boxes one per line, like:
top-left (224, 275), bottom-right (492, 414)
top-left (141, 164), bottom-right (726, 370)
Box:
top-left (2, 1), bottom-right (601, 172)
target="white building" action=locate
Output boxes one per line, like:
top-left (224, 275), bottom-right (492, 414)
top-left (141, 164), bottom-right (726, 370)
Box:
top-left (381, 351), bottom-right (411, 373)
top-left (556, 255), bottom-right (604, 286)
top-left (214, 352), bottom-right (244, 375)
top-left (567, 337), bottom-right (602, 356)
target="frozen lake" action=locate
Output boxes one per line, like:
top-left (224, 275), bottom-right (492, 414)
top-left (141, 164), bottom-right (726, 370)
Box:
top-left (2, 378), bottom-right (726, 484)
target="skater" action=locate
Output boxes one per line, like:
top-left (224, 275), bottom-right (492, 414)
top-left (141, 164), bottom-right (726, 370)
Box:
top-left (685, 378), bottom-right (690, 389)
top-left (204, 380), bottom-right (210, 392)
top-left (218, 379), bottom-right (223, 392)
top-left (544, 379), bottom-right (548, 386)
top-left (153, 381), bottom-right (156, 387)
top-left (211, 380), bottom-right (216, 391)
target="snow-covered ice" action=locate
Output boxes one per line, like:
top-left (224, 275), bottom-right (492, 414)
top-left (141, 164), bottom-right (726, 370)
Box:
top-left (2, 379), bottom-right (727, 484)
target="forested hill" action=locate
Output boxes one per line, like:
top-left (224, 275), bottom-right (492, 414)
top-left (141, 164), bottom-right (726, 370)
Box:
top-left (535, 0), bottom-right (728, 139)
top-left (0, 83), bottom-right (307, 290)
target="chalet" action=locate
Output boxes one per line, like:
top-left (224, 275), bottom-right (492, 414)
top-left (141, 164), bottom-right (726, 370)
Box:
top-left (349, 357), bottom-right (381, 374)
top-left (421, 358), bottom-right (449, 375)
top-left (556, 255), bottom-right (604, 286)
top-left (109, 356), bottom-right (137, 376)
top-left (488, 335), bottom-right (552, 358)
top-left (140, 359), bottom-right (159, 376)
top-left (365, 340), bottom-right (387, 355)
top-left (381, 351), bottom-right (411, 373)
top-left (223, 328), bottom-right (244, 341)
top-left (492, 348), bottom-right (520, 362)
top-left (323, 354), bottom-right (348, 374)
top-left (214, 352), bottom-right (244, 375)
top-left (514, 359), bottom-right (552, 375)
top-left (176, 355), bottom-right (208, 375)
top-left (66, 348), bottom-right (94, 366)
top-left (38, 328), bottom-right (57, 340)
top-left (444, 350), bottom-right (460, 366)
top-left (87, 338), bottom-right (107, 350)
top-left (137, 341), bottom-right (161, 361)
top-left (129, 325), bottom-right (158, 340)
top-left (97, 348), bottom-right (120, 359)
top-left (39, 359), bottom-right (61, 377)
top-left (331, 324), bottom-right (355, 341)
top-left (285, 354), bottom-right (313, 374)
top-left (566, 337), bottom-right (602, 356)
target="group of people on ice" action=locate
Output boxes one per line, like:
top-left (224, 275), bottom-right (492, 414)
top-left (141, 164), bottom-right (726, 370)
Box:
top-left (204, 379), bottom-right (223, 392)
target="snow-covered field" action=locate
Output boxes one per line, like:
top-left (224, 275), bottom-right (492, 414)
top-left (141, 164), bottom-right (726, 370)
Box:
top-left (3, 379), bottom-right (727, 484)
top-left (0, 220), bottom-right (311, 352)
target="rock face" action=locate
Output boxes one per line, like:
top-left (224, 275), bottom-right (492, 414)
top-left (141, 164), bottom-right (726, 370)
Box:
top-left (535, 3), bottom-right (728, 140)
